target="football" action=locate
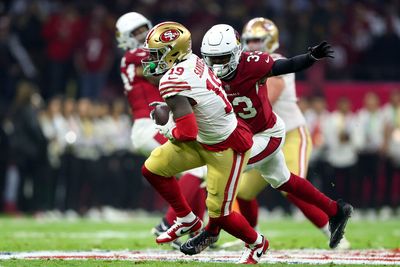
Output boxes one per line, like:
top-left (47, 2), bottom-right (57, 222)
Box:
top-left (153, 104), bottom-right (170, 125)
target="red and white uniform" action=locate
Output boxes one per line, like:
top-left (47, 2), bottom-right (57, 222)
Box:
top-left (159, 54), bottom-right (253, 153)
top-left (120, 48), bottom-right (167, 156)
top-left (222, 51), bottom-right (290, 188)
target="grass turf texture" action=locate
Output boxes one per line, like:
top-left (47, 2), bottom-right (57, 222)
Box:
top-left (0, 215), bottom-right (398, 266)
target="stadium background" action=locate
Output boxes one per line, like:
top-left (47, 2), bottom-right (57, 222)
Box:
top-left (0, 0), bottom-right (399, 221)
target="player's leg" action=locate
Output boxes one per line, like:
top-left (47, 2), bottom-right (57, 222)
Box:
top-left (284, 126), bottom-right (351, 249)
top-left (220, 169), bottom-right (266, 249)
top-left (162, 167), bottom-right (207, 226)
top-left (260, 149), bottom-right (353, 249)
top-left (236, 169), bottom-right (267, 228)
top-left (142, 141), bottom-right (205, 243)
top-left (232, 117), bottom-right (286, 230)
top-left (283, 127), bottom-right (330, 232)
top-left (181, 148), bottom-right (268, 263)
top-left (132, 119), bottom-right (207, 244)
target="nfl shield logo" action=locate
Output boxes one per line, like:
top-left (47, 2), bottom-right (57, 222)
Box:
top-left (224, 85), bottom-right (230, 91)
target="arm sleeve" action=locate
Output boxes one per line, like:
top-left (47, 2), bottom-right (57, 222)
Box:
top-left (172, 112), bottom-right (198, 141)
top-left (270, 53), bottom-right (316, 76)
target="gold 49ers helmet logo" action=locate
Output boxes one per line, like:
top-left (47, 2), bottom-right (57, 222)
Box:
top-left (160, 29), bottom-right (180, 42)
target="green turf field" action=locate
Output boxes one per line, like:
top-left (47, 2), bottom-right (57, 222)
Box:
top-left (0, 215), bottom-right (398, 266)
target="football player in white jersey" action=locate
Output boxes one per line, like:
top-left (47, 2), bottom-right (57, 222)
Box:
top-left (141, 22), bottom-right (268, 264)
top-left (219, 18), bottom-right (349, 249)
top-left (116, 13), bottom-right (207, 249)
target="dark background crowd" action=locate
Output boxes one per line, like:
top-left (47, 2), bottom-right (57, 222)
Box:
top-left (0, 0), bottom-right (399, 219)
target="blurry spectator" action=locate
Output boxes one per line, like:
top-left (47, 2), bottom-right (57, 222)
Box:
top-left (297, 96), bottom-right (310, 114)
top-left (68, 98), bottom-right (100, 213)
top-left (305, 96), bottom-right (330, 190)
top-left (9, 81), bottom-right (47, 212)
top-left (382, 90), bottom-right (400, 209)
top-left (306, 96), bottom-right (329, 158)
top-left (42, 3), bottom-right (83, 97)
top-left (38, 96), bottom-right (64, 210)
top-left (0, 15), bottom-right (37, 103)
top-left (75, 5), bottom-right (114, 99)
top-left (323, 97), bottom-right (358, 202)
top-left (57, 97), bottom-right (79, 211)
top-left (0, 107), bottom-right (9, 211)
top-left (12, 1), bottom-right (45, 83)
top-left (354, 92), bottom-right (385, 210)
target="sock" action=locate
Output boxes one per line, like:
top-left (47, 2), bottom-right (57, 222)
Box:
top-left (286, 193), bottom-right (329, 228)
top-left (236, 198), bottom-right (259, 228)
top-left (191, 185), bottom-right (207, 220)
top-left (164, 173), bottom-right (205, 225)
top-left (207, 211), bottom-right (258, 244)
top-left (277, 173), bottom-right (338, 217)
top-left (176, 211), bottom-right (196, 223)
top-left (142, 165), bottom-right (192, 218)
top-left (320, 223), bottom-right (330, 238)
top-left (251, 233), bottom-right (263, 246)
top-left (164, 207), bottom-right (176, 226)
top-left (205, 218), bottom-right (221, 236)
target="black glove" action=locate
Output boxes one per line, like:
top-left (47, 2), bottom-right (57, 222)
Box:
top-left (308, 41), bottom-right (334, 60)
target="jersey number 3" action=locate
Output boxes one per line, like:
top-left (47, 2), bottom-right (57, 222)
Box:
top-left (232, 96), bottom-right (257, 119)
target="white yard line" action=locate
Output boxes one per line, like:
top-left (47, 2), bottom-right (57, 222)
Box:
top-left (0, 249), bottom-right (399, 265)
top-left (12, 231), bottom-right (151, 239)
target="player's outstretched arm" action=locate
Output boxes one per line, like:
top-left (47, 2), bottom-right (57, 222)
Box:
top-left (270, 41), bottom-right (334, 76)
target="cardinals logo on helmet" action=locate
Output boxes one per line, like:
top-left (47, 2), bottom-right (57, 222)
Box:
top-left (160, 29), bottom-right (180, 42)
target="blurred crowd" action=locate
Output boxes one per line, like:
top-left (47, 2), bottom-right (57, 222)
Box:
top-left (1, 0), bottom-right (400, 106)
top-left (0, 0), bottom-right (400, 217)
top-left (302, 90), bottom-right (400, 215)
top-left (0, 82), bottom-right (399, 217)
top-left (0, 82), bottom-right (151, 217)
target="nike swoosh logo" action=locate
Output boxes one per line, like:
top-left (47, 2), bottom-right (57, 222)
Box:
top-left (168, 76), bottom-right (178, 80)
top-left (256, 251), bottom-right (263, 258)
top-left (178, 228), bottom-right (192, 235)
top-left (265, 57), bottom-right (270, 63)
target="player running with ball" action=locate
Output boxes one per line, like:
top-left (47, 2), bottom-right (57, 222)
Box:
top-left (115, 13), bottom-right (206, 249)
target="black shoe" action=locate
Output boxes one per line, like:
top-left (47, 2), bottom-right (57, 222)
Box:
top-left (152, 218), bottom-right (182, 250)
top-left (329, 199), bottom-right (353, 249)
top-left (180, 230), bottom-right (219, 255)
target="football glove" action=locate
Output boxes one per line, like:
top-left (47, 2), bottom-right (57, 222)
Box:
top-left (154, 112), bottom-right (176, 141)
top-left (308, 41), bottom-right (334, 60)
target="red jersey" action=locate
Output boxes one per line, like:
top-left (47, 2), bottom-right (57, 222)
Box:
top-left (120, 48), bottom-right (163, 119)
top-left (222, 51), bottom-right (276, 134)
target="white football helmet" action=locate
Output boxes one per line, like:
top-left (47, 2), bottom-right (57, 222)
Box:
top-left (201, 24), bottom-right (242, 79)
top-left (115, 12), bottom-right (152, 50)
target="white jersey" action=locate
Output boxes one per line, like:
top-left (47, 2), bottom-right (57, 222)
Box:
top-left (159, 54), bottom-right (237, 145)
top-left (270, 53), bottom-right (306, 132)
